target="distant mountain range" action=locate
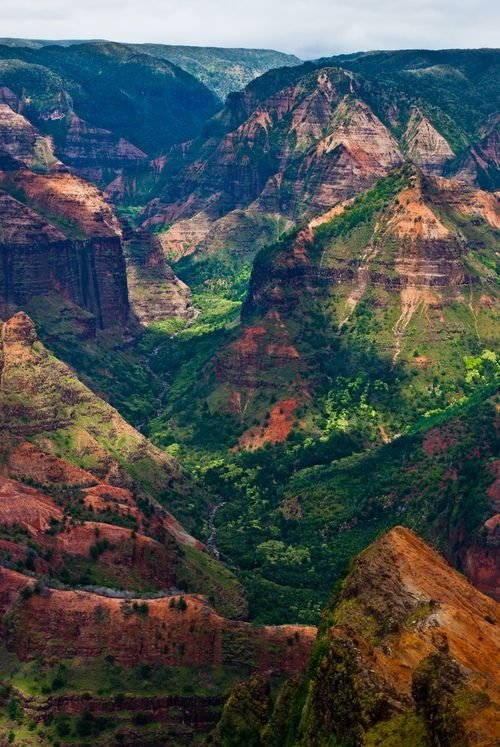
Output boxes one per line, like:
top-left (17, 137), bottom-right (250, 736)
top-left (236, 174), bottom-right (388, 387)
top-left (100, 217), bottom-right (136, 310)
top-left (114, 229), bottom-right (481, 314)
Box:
top-left (0, 38), bottom-right (301, 100)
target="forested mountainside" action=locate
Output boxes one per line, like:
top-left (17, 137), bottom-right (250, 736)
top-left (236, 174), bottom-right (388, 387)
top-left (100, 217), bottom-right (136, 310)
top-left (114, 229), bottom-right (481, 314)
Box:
top-left (0, 44), bottom-right (498, 745)
top-left (0, 39), bottom-right (301, 101)
top-left (131, 46), bottom-right (301, 101)
top-left (0, 41), bottom-right (219, 178)
top-left (140, 49), bottom-right (499, 458)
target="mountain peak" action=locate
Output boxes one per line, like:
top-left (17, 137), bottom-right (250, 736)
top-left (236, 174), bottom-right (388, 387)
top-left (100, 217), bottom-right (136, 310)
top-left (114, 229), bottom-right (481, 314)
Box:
top-left (293, 526), bottom-right (500, 746)
top-left (404, 107), bottom-right (455, 175)
top-left (1, 310), bottom-right (37, 347)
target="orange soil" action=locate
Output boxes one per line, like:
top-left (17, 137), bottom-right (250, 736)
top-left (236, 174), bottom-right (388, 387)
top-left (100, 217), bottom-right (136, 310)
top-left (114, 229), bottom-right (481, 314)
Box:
top-left (5, 441), bottom-right (96, 487)
top-left (0, 169), bottom-right (122, 237)
top-left (422, 425), bottom-right (461, 456)
top-left (437, 178), bottom-right (500, 229)
top-left (0, 475), bottom-right (62, 535)
top-left (388, 183), bottom-right (450, 241)
top-left (332, 528), bottom-right (500, 746)
top-left (232, 325), bottom-right (267, 357)
top-left (414, 355), bottom-right (430, 368)
top-left (238, 398), bottom-right (298, 450)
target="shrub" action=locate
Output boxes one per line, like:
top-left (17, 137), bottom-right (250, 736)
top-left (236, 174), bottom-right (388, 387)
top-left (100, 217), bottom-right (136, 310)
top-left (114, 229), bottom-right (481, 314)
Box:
top-left (55, 714), bottom-right (71, 737)
top-left (51, 676), bottom-right (66, 691)
top-left (132, 601), bottom-right (149, 616)
top-left (7, 697), bottom-right (20, 721)
top-left (19, 585), bottom-right (33, 601)
top-left (89, 538), bottom-right (111, 560)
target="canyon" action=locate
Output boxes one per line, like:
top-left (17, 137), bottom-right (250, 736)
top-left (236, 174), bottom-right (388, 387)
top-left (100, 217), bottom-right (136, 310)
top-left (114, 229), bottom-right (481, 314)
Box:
top-left (0, 42), bottom-right (497, 746)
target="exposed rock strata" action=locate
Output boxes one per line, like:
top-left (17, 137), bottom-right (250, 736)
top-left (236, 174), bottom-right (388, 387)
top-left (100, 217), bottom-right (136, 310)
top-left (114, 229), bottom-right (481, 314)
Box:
top-left (0, 169), bottom-right (130, 329)
top-left (275, 527), bottom-right (500, 746)
top-left (0, 566), bottom-right (315, 670)
top-left (403, 108), bottom-right (455, 175)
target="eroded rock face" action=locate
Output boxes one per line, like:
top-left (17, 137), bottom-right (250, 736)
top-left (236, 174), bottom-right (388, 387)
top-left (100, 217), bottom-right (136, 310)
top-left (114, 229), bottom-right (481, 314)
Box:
top-left (286, 96), bottom-right (403, 214)
top-left (403, 108), bottom-right (455, 175)
top-left (209, 167), bottom-right (499, 445)
top-left (123, 228), bottom-right (194, 325)
top-left (0, 472), bottom-right (181, 587)
top-left (0, 101), bottom-right (38, 163)
top-left (141, 53), bottom-right (499, 289)
top-left (211, 527), bottom-right (500, 745)
top-left (0, 162), bottom-right (195, 332)
top-left (461, 461), bottom-right (500, 600)
top-left (0, 445), bottom-right (248, 616)
top-left (59, 113), bottom-right (148, 183)
top-left (294, 527), bottom-right (500, 747)
top-left (0, 475), bottom-right (63, 534)
top-left (0, 566), bottom-right (315, 670)
top-left (455, 115), bottom-right (500, 190)
top-left (145, 69), bottom-right (405, 261)
top-left (0, 168), bottom-right (130, 329)
top-left (1, 308), bottom-right (36, 346)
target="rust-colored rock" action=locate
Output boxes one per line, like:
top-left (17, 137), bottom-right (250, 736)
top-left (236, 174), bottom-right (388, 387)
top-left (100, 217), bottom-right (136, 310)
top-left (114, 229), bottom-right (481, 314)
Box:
top-left (0, 566), bottom-right (315, 672)
top-left (403, 108), bottom-right (455, 175)
top-left (0, 167), bottom-right (130, 329)
top-left (300, 527), bottom-right (500, 747)
top-left (0, 475), bottom-right (63, 534)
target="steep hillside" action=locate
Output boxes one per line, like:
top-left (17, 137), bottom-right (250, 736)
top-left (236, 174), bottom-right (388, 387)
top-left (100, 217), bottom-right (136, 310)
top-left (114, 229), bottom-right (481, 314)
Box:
top-left (0, 563), bottom-right (314, 745)
top-left (134, 45), bottom-right (301, 101)
top-left (153, 165), bottom-right (498, 451)
top-left (0, 150), bottom-right (193, 333)
top-left (144, 67), bottom-right (404, 275)
top-left (0, 312), bottom-right (210, 531)
top-left (0, 46), bottom-right (498, 745)
top-left (0, 41), bottom-right (219, 185)
top-left (217, 527), bottom-right (499, 746)
top-left (0, 332), bottom-right (317, 744)
top-left (0, 39), bottom-right (301, 102)
top-left (185, 386), bottom-right (499, 624)
top-left (0, 314), bottom-right (316, 742)
top-left (0, 136), bottom-right (196, 421)
top-left (143, 49), bottom-right (499, 291)
top-left (0, 163), bottom-right (131, 330)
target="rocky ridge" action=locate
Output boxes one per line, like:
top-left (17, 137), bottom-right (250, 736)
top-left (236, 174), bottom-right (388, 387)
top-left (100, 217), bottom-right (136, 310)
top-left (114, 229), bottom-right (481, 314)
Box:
top-left (204, 166), bottom-right (499, 445)
top-left (143, 50), bottom-right (499, 276)
top-left (213, 527), bottom-right (500, 746)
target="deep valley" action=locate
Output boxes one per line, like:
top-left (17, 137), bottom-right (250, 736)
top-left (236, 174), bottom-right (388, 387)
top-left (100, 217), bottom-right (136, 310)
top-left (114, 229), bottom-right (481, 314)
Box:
top-left (0, 39), bottom-right (498, 746)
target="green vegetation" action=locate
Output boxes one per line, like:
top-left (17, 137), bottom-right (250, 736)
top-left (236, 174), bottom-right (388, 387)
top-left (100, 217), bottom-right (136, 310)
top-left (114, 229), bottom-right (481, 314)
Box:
top-left (0, 41), bottom-right (219, 155)
top-left (1, 42), bottom-right (498, 747)
top-left (0, 647), bottom-right (249, 745)
top-left (135, 45), bottom-right (300, 102)
top-left (27, 293), bottom-right (160, 424)
top-left (186, 381), bottom-right (498, 624)
top-left (328, 48), bottom-right (500, 152)
top-left (0, 647), bottom-right (248, 699)
top-left (210, 675), bottom-right (271, 746)
top-left (412, 653), bottom-right (467, 747)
